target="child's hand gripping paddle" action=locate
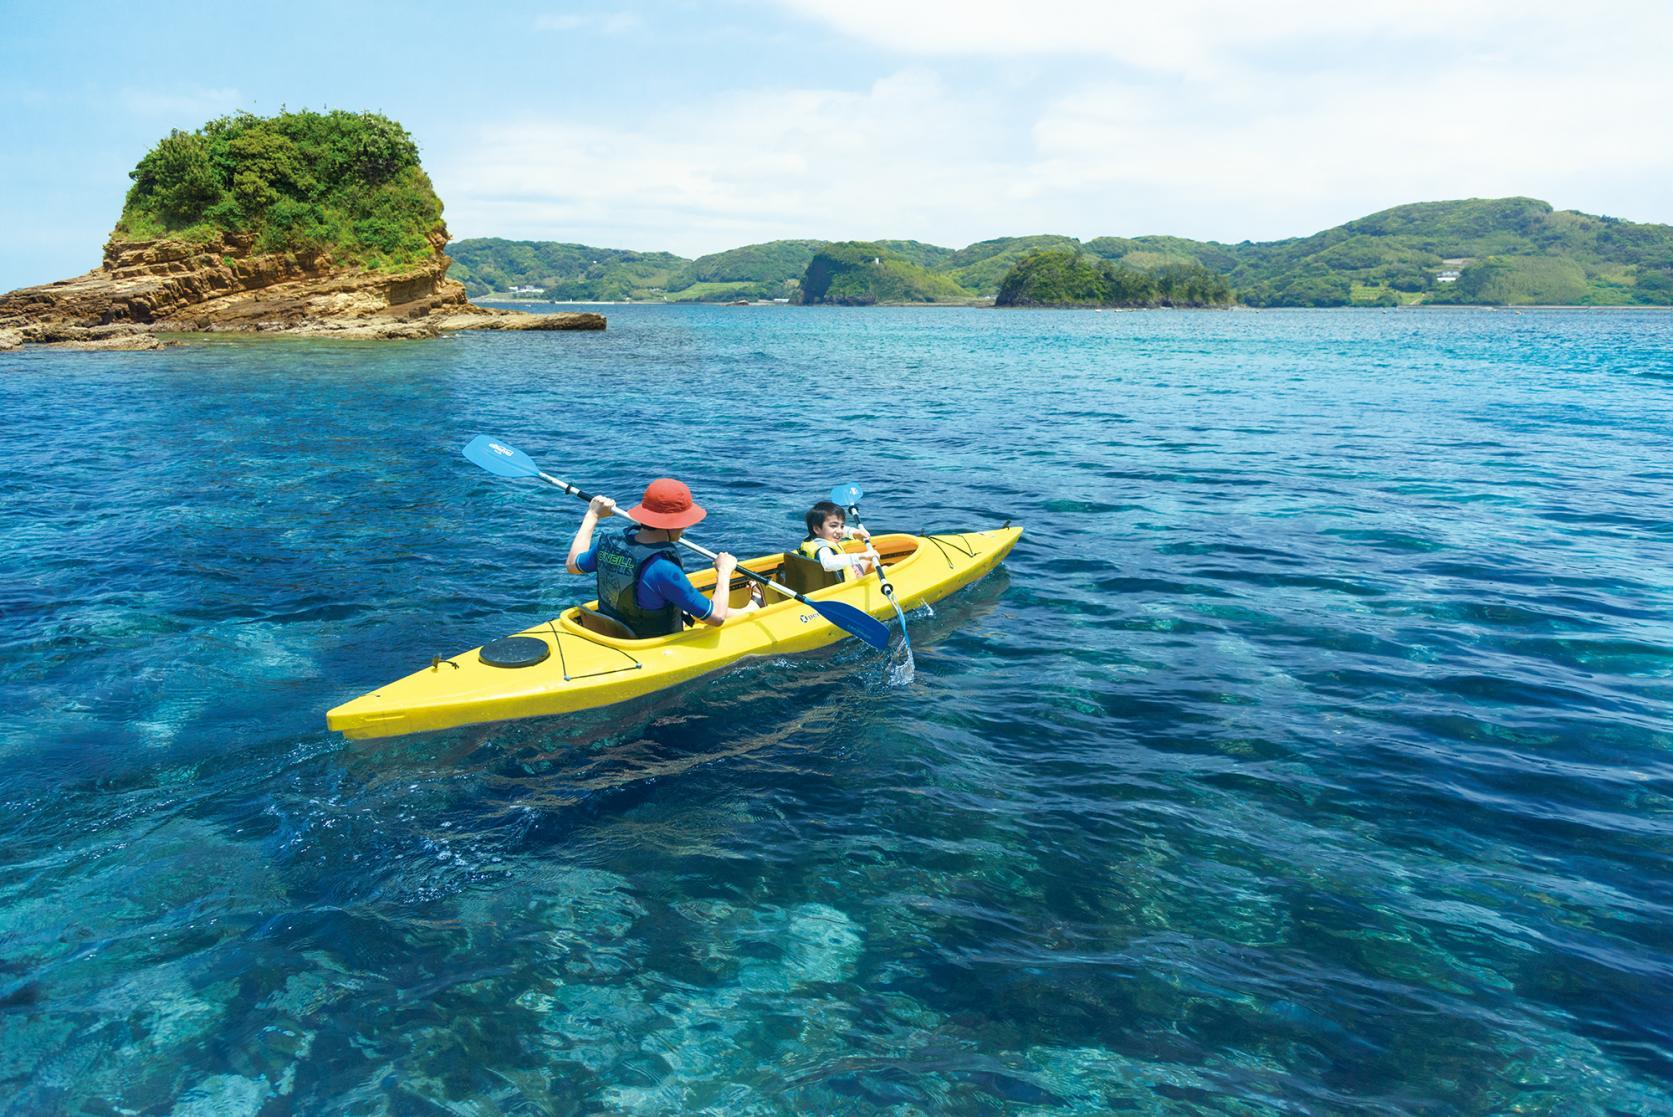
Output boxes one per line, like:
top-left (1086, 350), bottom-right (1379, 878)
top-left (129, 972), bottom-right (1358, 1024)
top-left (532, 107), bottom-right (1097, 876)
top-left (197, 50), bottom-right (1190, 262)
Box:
top-left (831, 481), bottom-right (914, 673)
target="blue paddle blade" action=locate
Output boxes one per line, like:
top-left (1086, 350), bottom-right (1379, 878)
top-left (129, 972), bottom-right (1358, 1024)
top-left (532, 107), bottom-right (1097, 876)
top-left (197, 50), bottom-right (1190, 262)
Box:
top-left (463, 435), bottom-right (540, 478)
top-left (830, 482), bottom-right (864, 507)
top-left (810, 599), bottom-right (890, 650)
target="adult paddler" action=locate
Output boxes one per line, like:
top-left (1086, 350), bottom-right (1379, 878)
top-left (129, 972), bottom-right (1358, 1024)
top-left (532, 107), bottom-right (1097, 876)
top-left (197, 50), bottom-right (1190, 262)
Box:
top-left (565, 477), bottom-right (753, 637)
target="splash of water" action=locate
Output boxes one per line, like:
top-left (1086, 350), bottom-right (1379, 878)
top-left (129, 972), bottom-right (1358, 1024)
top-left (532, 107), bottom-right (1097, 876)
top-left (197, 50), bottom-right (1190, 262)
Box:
top-left (884, 591), bottom-right (914, 687)
top-left (887, 640), bottom-right (915, 687)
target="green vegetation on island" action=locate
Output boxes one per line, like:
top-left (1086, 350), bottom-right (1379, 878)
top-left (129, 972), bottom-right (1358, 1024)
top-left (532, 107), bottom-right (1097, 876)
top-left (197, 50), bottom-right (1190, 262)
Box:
top-left (664, 240), bottom-right (824, 301)
top-left (938, 236), bottom-right (1082, 295)
top-left (798, 242), bottom-right (974, 305)
top-left (446, 240), bottom-right (683, 302)
top-left (448, 197), bottom-right (1673, 307)
top-left (1425, 255), bottom-right (1589, 306)
top-left (448, 238), bottom-right (820, 302)
top-left (1207, 198), bottom-right (1673, 307)
top-left (995, 248), bottom-right (1233, 307)
top-left (118, 109), bottom-right (444, 272)
top-left (109, 115), bottom-right (1670, 311)
top-left (872, 240), bottom-right (958, 270)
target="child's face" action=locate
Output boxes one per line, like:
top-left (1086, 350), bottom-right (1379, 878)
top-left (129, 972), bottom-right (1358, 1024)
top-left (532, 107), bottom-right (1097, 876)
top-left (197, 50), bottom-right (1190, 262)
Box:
top-left (816, 514), bottom-right (845, 542)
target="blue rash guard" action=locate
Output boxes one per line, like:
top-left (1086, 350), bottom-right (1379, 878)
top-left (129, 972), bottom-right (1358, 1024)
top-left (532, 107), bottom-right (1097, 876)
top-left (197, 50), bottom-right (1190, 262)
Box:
top-left (577, 534), bottom-right (714, 621)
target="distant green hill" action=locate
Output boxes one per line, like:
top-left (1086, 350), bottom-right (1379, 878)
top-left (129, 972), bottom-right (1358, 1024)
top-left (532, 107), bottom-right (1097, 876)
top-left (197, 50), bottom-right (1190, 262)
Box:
top-left (446, 239), bottom-right (684, 300)
top-left (1167, 198), bottom-right (1673, 306)
top-left (1084, 235), bottom-right (1241, 276)
top-left (1428, 255), bottom-right (1589, 306)
top-left (935, 235), bottom-right (1082, 295)
top-left (446, 237), bottom-right (822, 301)
top-left (875, 240), bottom-right (958, 270)
top-left (996, 248), bottom-right (1232, 308)
top-left (663, 239), bottom-right (824, 301)
top-left (799, 242), bottom-right (974, 305)
top-left (450, 197), bottom-right (1673, 306)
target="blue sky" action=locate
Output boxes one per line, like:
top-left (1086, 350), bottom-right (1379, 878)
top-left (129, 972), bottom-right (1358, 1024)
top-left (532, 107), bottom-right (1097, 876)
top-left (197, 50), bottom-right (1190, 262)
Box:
top-left (3, 1), bottom-right (1670, 290)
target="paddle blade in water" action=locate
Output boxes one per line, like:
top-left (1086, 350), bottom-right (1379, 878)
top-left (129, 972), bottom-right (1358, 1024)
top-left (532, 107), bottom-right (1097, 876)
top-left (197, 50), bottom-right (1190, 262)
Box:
top-left (884, 593), bottom-right (914, 686)
top-left (888, 641), bottom-right (916, 686)
top-left (810, 599), bottom-right (891, 650)
top-left (463, 435), bottom-right (540, 478)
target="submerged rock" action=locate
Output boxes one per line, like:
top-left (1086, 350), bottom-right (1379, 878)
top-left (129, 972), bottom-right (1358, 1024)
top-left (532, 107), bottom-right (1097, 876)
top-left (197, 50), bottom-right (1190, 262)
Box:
top-left (16, 321), bottom-right (168, 350)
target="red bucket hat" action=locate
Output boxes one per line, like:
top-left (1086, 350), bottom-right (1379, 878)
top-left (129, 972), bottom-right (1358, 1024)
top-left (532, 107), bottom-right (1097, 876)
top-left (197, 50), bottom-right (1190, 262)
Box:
top-left (627, 477), bottom-right (707, 529)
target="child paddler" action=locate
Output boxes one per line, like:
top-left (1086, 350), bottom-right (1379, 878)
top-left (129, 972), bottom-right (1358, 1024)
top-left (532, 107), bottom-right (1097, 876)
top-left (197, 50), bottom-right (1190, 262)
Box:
top-left (798, 500), bottom-right (876, 581)
top-left (566, 478), bottom-right (759, 637)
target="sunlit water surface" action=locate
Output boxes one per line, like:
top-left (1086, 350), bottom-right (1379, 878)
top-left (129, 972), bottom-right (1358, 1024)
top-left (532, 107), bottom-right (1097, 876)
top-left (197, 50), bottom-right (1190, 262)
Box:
top-left (1, 306), bottom-right (1671, 1114)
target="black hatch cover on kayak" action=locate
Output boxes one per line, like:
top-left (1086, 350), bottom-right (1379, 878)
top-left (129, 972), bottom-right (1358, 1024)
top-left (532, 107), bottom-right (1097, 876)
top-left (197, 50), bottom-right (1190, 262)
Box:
top-left (479, 635), bottom-right (551, 668)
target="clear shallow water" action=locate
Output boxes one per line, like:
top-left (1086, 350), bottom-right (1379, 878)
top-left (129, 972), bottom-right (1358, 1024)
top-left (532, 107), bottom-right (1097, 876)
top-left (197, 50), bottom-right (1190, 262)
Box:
top-left (1, 306), bottom-right (1671, 1114)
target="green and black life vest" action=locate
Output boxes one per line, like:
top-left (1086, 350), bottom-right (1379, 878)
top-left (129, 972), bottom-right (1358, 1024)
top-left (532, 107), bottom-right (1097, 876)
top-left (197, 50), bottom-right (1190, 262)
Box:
top-left (797, 537), bottom-right (844, 568)
top-left (595, 528), bottom-right (684, 638)
top-left (783, 536), bottom-right (847, 593)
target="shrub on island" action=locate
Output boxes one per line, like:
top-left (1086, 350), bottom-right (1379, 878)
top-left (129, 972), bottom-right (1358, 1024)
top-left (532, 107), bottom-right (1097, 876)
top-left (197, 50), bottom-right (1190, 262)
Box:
top-left (117, 109), bottom-right (444, 273)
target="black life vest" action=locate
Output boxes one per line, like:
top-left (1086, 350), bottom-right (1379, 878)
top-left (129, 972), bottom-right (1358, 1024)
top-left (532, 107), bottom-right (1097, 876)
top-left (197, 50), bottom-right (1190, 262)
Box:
top-left (595, 527), bottom-right (685, 638)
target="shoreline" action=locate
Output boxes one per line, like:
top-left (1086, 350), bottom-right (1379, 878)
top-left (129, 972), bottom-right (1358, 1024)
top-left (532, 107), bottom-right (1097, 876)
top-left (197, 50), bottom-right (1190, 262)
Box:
top-left (475, 299), bottom-right (1673, 312)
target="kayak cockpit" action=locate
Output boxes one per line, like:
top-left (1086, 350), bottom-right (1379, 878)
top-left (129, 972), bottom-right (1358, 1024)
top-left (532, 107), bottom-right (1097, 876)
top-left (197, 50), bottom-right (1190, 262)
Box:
top-left (561, 533), bottom-right (921, 644)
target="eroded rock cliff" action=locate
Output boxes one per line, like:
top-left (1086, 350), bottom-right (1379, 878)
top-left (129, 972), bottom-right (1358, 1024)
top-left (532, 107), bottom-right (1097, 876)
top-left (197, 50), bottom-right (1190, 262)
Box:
top-left (0, 229), bottom-right (602, 350)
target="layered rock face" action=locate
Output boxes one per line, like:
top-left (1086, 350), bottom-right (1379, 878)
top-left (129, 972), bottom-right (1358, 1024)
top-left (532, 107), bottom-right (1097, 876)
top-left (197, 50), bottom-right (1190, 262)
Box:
top-left (0, 229), bottom-right (603, 350)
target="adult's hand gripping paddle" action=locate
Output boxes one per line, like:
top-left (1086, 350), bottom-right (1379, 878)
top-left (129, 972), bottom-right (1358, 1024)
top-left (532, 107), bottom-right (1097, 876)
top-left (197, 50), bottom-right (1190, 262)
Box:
top-left (463, 436), bottom-right (891, 651)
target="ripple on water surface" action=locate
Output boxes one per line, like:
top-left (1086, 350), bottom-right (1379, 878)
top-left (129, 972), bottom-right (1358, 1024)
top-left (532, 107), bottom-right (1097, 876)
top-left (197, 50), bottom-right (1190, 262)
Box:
top-left (1, 308), bottom-right (1671, 1113)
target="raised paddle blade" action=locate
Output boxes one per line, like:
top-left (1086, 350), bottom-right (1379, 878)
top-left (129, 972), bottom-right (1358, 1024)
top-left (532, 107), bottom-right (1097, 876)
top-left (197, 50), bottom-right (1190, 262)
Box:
top-left (463, 435), bottom-right (541, 478)
top-left (830, 482), bottom-right (864, 508)
top-left (808, 599), bottom-right (891, 651)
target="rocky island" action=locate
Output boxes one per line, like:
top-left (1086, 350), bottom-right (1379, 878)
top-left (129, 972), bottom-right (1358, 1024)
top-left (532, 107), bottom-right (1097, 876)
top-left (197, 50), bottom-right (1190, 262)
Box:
top-left (994, 247), bottom-right (1233, 309)
top-left (0, 110), bottom-right (603, 350)
top-left (796, 241), bottom-right (976, 305)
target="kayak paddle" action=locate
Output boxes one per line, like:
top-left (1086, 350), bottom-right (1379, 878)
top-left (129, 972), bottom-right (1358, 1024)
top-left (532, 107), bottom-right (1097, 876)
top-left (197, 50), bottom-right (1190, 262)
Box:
top-left (833, 481), bottom-right (914, 673)
top-left (463, 436), bottom-right (891, 651)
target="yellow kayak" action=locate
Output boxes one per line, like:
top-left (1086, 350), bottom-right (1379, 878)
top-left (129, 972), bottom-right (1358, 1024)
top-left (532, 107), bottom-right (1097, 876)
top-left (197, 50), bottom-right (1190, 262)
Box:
top-left (326, 527), bottom-right (1021, 739)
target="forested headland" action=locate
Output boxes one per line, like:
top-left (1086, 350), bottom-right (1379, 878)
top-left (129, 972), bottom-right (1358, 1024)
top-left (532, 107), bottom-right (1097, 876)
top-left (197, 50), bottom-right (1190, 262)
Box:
top-left (451, 197), bottom-right (1673, 307)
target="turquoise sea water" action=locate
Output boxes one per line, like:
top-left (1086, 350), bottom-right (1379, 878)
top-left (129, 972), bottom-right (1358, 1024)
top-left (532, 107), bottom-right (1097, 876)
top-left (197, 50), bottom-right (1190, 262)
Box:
top-left (1, 306), bottom-right (1671, 1114)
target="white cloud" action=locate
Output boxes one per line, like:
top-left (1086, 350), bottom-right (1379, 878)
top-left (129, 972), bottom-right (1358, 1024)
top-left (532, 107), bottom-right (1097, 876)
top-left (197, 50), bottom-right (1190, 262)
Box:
top-left (1027, 67), bottom-right (1673, 213)
top-left (434, 4), bottom-right (1673, 251)
top-left (1004, 4), bottom-right (1673, 236)
top-left (435, 69), bottom-right (1022, 254)
top-left (778, 1), bottom-right (1673, 80)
